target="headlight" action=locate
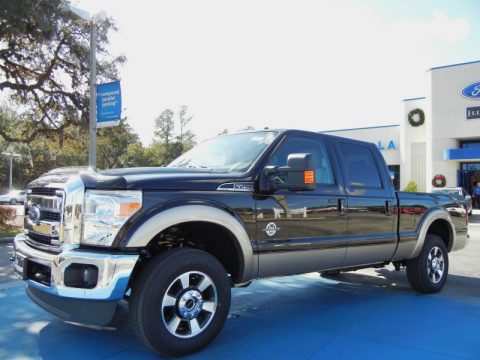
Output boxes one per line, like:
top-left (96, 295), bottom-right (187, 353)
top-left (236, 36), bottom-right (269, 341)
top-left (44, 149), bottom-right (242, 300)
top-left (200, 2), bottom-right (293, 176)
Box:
top-left (82, 190), bottom-right (142, 247)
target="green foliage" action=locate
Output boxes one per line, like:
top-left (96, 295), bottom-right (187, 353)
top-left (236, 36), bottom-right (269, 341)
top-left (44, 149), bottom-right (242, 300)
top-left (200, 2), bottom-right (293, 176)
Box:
top-left (153, 106), bottom-right (196, 165)
top-left (0, 102), bottom-right (199, 190)
top-left (154, 109), bottom-right (175, 145)
top-left (0, 0), bottom-right (125, 143)
top-left (0, 105), bottom-right (141, 190)
top-left (0, 1), bottom-right (201, 187)
top-left (97, 119), bottom-right (139, 169)
top-left (404, 181), bottom-right (418, 192)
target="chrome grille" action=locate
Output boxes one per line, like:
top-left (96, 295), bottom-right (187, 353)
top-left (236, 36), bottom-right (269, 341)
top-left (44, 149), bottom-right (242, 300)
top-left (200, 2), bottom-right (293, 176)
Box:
top-left (25, 171), bottom-right (85, 249)
top-left (25, 187), bottom-right (64, 251)
top-left (40, 210), bottom-right (61, 222)
top-left (30, 187), bottom-right (58, 196)
top-left (27, 231), bottom-right (59, 245)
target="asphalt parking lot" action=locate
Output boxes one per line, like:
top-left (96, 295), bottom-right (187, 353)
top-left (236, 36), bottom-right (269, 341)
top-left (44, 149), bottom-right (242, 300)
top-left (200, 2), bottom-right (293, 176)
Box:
top-left (0, 219), bottom-right (479, 359)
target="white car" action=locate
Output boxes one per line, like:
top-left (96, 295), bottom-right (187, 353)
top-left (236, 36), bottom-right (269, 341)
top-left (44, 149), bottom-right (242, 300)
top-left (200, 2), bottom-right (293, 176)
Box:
top-left (0, 190), bottom-right (26, 205)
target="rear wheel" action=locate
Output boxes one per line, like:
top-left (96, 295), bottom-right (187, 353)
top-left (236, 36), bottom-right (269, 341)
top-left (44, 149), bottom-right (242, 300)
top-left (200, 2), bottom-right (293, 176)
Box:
top-left (406, 234), bottom-right (448, 293)
top-left (129, 248), bottom-right (231, 357)
top-left (9, 198), bottom-right (16, 205)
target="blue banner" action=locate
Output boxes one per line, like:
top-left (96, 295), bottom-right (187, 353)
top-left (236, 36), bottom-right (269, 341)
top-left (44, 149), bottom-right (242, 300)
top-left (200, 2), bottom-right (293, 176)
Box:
top-left (96, 81), bottom-right (122, 127)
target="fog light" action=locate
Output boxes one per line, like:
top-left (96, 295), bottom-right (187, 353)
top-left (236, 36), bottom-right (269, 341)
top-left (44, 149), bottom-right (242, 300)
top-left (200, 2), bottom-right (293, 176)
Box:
top-left (64, 264), bottom-right (98, 289)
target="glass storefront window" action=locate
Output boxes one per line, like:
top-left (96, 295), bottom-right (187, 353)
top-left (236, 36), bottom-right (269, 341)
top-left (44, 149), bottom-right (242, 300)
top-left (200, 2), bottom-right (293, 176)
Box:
top-left (388, 165), bottom-right (400, 190)
top-left (461, 162), bottom-right (480, 171)
top-left (460, 141), bottom-right (480, 149)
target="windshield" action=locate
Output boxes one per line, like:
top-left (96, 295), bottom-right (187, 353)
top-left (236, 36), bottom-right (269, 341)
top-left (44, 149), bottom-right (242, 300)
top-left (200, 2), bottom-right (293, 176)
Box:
top-left (169, 131), bottom-right (278, 172)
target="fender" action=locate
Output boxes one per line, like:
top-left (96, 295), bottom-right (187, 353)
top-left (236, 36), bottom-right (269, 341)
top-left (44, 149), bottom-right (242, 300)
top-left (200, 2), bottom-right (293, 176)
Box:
top-left (122, 204), bottom-right (257, 282)
top-left (409, 207), bottom-right (455, 259)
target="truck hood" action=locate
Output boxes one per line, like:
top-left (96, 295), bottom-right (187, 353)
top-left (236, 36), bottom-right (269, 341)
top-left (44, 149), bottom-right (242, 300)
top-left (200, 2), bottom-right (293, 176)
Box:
top-left (80, 167), bottom-right (250, 191)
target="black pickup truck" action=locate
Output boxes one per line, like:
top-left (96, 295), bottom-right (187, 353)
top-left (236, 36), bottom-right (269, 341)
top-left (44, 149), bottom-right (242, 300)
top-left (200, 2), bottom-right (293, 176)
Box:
top-left (13, 129), bottom-right (469, 357)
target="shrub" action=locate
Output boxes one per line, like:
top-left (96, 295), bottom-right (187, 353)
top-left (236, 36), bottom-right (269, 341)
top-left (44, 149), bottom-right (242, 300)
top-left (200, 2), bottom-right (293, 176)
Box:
top-left (0, 206), bottom-right (16, 229)
top-left (404, 181), bottom-right (418, 192)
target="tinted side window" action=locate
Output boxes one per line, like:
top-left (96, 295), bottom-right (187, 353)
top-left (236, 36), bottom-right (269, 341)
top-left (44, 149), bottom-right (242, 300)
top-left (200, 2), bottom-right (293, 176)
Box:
top-left (339, 142), bottom-right (382, 189)
top-left (268, 136), bottom-right (334, 185)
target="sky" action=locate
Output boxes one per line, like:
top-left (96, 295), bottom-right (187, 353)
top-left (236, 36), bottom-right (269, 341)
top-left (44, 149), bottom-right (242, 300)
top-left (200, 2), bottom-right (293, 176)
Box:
top-left (75, 0), bottom-right (480, 145)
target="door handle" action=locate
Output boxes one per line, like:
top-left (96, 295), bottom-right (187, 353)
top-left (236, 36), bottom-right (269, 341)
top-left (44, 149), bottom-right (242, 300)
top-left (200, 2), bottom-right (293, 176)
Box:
top-left (385, 200), bottom-right (392, 216)
top-left (337, 198), bottom-right (346, 216)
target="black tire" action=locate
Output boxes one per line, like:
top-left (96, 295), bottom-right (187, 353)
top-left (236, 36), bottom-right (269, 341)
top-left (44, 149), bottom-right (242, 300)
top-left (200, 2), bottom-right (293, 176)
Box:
top-left (129, 248), bottom-right (231, 357)
top-left (469, 207), bottom-right (473, 216)
top-left (406, 234), bottom-right (449, 294)
top-left (9, 198), bottom-right (16, 205)
top-left (320, 270), bottom-right (341, 277)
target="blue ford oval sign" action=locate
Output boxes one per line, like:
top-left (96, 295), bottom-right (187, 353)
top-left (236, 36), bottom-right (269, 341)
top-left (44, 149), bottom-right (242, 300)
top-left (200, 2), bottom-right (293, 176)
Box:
top-left (462, 81), bottom-right (480, 99)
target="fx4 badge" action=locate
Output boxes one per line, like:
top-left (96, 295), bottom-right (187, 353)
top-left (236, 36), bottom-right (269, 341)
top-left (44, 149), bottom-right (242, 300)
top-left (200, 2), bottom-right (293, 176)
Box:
top-left (263, 222), bottom-right (280, 237)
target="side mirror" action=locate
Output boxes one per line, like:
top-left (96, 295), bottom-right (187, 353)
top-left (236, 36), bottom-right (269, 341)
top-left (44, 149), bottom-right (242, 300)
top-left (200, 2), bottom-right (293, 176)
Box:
top-left (260, 153), bottom-right (316, 192)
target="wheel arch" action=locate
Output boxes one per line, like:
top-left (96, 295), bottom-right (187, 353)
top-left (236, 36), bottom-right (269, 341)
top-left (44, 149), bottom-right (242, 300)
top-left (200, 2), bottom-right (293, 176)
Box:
top-left (410, 208), bottom-right (455, 258)
top-left (122, 204), bottom-right (256, 283)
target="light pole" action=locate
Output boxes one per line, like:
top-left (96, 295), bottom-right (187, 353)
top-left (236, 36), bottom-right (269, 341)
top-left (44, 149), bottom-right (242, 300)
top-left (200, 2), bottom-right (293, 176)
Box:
top-left (1, 152), bottom-right (21, 191)
top-left (88, 18), bottom-right (97, 170)
top-left (65, 6), bottom-right (107, 170)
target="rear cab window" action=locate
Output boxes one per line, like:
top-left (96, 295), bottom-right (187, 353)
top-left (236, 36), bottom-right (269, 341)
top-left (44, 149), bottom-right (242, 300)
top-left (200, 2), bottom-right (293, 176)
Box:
top-left (338, 142), bottom-right (383, 189)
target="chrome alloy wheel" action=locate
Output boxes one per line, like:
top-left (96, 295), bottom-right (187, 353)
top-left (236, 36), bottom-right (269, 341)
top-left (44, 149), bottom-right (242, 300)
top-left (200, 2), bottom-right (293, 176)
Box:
top-left (161, 271), bottom-right (218, 338)
top-left (427, 246), bottom-right (445, 284)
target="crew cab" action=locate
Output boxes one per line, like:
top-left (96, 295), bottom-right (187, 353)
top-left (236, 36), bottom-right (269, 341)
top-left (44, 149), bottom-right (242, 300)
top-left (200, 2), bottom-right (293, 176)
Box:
top-left (12, 130), bottom-right (469, 357)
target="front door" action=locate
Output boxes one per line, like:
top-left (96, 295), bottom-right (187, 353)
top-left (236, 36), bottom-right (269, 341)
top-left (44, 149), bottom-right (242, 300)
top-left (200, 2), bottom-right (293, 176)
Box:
top-left (256, 134), bottom-right (348, 278)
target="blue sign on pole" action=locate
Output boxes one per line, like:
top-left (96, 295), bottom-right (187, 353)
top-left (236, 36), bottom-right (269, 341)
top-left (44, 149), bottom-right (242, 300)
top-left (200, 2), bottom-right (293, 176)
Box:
top-left (96, 81), bottom-right (122, 127)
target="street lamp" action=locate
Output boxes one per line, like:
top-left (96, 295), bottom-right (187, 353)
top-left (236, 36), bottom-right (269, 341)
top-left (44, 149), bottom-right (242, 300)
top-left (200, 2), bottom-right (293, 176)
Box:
top-left (1, 152), bottom-right (21, 192)
top-left (65, 6), bottom-right (107, 170)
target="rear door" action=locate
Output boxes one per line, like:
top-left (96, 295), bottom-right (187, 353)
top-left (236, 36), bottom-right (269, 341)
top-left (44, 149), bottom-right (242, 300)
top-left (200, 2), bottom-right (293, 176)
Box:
top-left (332, 139), bottom-right (397, 267)
top-left (256, 134), bottom-right (348, 277)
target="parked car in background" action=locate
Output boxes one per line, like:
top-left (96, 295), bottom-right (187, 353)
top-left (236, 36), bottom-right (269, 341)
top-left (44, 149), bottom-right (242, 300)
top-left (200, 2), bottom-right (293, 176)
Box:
top-left (0, 190), bottom-right (26, 205)
top-left (431, 187), bottom-right (472, 215)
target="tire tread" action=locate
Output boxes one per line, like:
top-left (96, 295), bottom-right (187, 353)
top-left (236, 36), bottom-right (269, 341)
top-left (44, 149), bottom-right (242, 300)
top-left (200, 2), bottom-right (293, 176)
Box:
top-left (129, 248), bottom-right (230, 357)
top-left (406, 234), bottom-right (448, 294)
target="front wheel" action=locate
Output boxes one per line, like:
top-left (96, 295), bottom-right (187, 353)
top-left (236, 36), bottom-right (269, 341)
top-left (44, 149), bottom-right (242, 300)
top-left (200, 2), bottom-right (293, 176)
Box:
top-left (406, 234), bottom-right (449, 293)
top-left (129, 248), bottom-right (231, 357)
top-left (9, 198), bottom-right (16, 205)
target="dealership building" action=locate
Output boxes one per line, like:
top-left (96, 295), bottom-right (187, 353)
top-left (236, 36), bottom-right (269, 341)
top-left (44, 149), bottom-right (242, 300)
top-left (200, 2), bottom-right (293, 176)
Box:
top-left (324, 60), bottom-right (480, 193)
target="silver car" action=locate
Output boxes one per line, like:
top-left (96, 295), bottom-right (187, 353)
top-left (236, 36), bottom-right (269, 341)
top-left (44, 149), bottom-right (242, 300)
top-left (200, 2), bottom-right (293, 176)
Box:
top-left (431, 187), bottom-right (473, 215)
top-left (0, 190), bottom-right (26, 205)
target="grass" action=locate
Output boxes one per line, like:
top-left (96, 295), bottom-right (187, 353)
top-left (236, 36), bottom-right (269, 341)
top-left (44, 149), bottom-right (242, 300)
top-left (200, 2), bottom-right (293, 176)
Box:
top-left (0, 227), bottom-right (21, 238)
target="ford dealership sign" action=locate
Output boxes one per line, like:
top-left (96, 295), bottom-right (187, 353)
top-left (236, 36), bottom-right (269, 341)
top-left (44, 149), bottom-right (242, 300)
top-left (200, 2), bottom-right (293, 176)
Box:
top-left (462, 81), bottom-right (480, 99)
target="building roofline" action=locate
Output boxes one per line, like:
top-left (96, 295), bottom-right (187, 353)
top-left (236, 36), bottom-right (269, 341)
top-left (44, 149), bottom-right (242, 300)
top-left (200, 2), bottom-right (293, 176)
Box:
top-left (429, 60), bottom-right (480, 72)
top-left (320, 124), bottom-right (399, 133)
top-left (403, 97), bottom-right (426, 102)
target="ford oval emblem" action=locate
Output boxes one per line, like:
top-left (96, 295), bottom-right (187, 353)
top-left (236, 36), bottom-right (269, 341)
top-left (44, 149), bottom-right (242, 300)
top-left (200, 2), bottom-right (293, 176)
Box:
top-left (28, 205), bottom-right (41, 223)
top-left (462, 81), bottom-right (480, 99)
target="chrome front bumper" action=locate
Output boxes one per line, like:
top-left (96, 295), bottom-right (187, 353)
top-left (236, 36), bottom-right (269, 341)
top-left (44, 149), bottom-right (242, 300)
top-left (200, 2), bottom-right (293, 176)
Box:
top-left (13, 234), bottom-right (139, 301)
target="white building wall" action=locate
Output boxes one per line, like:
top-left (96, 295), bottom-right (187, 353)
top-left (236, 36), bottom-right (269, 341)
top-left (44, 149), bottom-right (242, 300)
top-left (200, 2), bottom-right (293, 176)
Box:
top-left (401, 98), bottom-right (427, 191)
top-left (427, 62), bottom-right (480, 191)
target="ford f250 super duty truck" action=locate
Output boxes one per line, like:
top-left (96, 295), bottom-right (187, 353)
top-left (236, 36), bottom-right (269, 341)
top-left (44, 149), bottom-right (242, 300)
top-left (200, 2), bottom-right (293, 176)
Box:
top-left (13, 129), bottom-right (469, 357)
